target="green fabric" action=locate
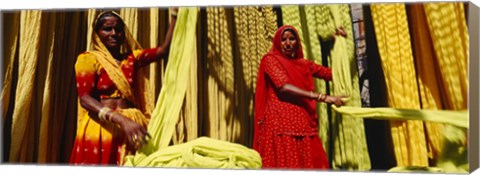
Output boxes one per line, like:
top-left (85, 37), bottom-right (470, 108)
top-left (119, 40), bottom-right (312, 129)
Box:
top-left (332, 106), bottom-right (468, 128)
top-left (124, 137), bottom-right (262, 168)
top-left (316, 4), bottom-right (371, 170)
top-left (123, 7), bottom-right (262, 168)
top-left (124, 7), bottom-right (199, 164)
top-left (143, 7), bottom-right (198, 151)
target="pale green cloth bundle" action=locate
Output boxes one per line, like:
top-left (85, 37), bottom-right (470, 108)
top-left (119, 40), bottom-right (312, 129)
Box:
top-left (124, 137), bottom-right (262, 168)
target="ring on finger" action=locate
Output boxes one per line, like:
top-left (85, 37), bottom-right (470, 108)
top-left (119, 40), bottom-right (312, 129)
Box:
top-left (133, 134), bottom-right (138, 141)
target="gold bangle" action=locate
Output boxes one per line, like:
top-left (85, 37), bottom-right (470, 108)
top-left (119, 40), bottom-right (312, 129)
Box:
top-left (98, 107), bottom-right (112, 122)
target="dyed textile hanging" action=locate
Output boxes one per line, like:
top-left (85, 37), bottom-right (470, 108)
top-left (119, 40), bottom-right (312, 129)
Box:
top-left (197, 6), bottom-right (277, 146)
top-left (370, 3), bottom-right (429, 166)
top-left (318, 5), bottom-right (370, 170)
top-left (2, 10), bottom-right (85, 163)
top-left (423, 2), bottom-right (468, 110)
top-left (422, 2), bottom-right (469, 172)
top-left (133, 7), bottom-right (199, 154)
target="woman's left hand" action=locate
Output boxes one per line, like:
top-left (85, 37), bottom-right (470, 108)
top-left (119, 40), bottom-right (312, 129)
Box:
top-left (324, 95), bottom-right (348, 107)
top-left (335, 27), bottom-right (347, 38)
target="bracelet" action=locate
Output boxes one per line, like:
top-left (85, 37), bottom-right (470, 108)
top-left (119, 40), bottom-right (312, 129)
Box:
top-left (316, 93), bottom-right (323, 101)
top-left (316, 93), bottom-right (328, 102)
top-left (309, 91), bottom-right (314, 99)
top-left (321, 94), bottom-right (328, 101)
top-left (98, 107), bottom-right (112, 122)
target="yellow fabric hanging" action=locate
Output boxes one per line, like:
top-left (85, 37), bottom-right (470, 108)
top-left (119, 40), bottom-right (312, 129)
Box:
top-left (231, 6), bottom-right (277, 146)
top-left (9, 10), bottom-right (43, 162)
top-left (423, 2), bottom-right (468, 111)
top-left (407, 4), bottom-right (445, 162)
top-left (198, 6), bottom-right (277, 146)
top-left (3, 10), bottom-right (88, 163)
top-left (422, 2), bottom-right (469, 172)
top-left (124, 137), bottom-right (261, 168)
top-left (1, 12), bottom-right (20, 121)
top-left (204, 7), bottom-right (236, 142)
top-left (370, 3), bottom-right (429, 166)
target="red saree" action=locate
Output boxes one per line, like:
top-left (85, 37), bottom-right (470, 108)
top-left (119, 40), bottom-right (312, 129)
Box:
top-left (254, 25), bottom-right (332, 169)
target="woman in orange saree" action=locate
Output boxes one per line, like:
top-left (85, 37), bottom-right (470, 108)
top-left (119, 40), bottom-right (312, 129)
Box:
top-left (70, 10), bottom-right (176, 165)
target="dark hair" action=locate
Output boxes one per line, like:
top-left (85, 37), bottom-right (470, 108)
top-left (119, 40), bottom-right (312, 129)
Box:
top-left (94, 11), bottom-right (125, 33)
top-left (282, 28), bottom-right (298, 38)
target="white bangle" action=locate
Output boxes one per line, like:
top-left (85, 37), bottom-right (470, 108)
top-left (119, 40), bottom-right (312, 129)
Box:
top-left (98, 107), bottom-right (112, 122)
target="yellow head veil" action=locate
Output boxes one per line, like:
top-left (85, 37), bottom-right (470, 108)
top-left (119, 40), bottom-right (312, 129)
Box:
top-left (89, 10), bottom-right (152, 119)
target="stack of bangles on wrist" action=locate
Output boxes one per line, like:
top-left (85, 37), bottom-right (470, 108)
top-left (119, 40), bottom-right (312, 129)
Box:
top-left (316, 93), bottom-right (327, 102)
top-left (98, 107), bottom-right (113, 122)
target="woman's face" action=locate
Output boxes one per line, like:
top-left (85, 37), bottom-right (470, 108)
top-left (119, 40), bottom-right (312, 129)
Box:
top-left (280, 30), bottom-right (298, 58)
top-left (97, 16), bottom-right (125, 50)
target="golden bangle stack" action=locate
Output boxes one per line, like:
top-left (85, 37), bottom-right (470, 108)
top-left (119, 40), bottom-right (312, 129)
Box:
top-left (98, 107), bottom-right (113, 122)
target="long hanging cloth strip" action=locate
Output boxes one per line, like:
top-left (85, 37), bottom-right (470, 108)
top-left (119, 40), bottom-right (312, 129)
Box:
top-left (231, 6), bottom-right (278, 146)
top-left (320, 4), bottom-right (370, 171)
top-left (406, 2), bottom-right (468, 164)
top-left (422, 2), bottom-right (469, 173)
top-left (123, 8), bottom-right (262, 168)
top-left (370, 3), bottom-right (429, 167)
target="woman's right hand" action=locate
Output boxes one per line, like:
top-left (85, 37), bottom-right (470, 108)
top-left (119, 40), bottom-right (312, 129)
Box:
top-left (111, 112), bottom-right (149, 150)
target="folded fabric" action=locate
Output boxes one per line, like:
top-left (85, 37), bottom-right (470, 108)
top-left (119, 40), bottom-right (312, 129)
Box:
top-left (124, 137), bottom-right (262, 169)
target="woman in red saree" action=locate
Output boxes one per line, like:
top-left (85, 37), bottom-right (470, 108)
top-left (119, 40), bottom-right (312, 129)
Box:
top-left (253, 25), bottom-right (346, 169)
top-left (70, 10), bottom-right (176, 165)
